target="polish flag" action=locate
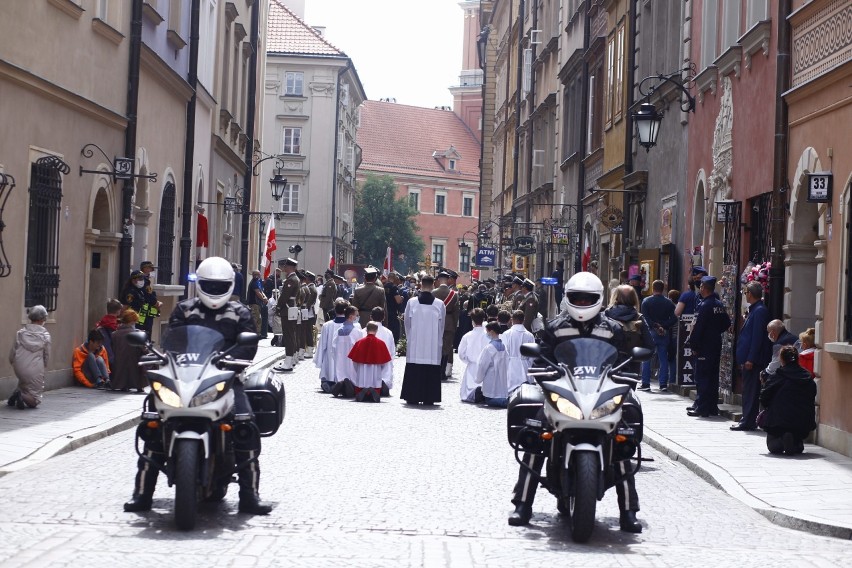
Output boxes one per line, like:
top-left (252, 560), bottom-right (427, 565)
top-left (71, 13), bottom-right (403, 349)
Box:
top-left (329, 252), bottom-right (335, 271)
top-left (581, 244), bottom-right (591, 272)
top-left (382, 247), bottom-right (392, 276)
top-left (261, 219), bottom-right (277, 279)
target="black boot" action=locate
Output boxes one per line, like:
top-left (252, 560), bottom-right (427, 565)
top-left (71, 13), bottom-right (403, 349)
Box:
top-left (7, 390), bottom-right (20, 407)
top-left (619, 510), bottom-right (642, 533)
top-left (507, 503), bottom-right (532, 526)
top-left (236, 450), bottom-right (272, 515)
top-left (124, 450), bottom-right (160, 512)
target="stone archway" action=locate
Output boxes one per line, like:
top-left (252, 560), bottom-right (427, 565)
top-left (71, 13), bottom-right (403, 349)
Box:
top-left (85, 178), bottom-right (119, 330)
top-left (784, 147), bottom-right (823, 337)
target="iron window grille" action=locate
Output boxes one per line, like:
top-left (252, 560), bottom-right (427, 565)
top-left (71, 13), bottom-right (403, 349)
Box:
top-left (25, 159), bottom-right (66, 311)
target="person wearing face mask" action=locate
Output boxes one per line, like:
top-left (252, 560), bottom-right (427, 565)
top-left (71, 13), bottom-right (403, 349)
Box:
top-left (139, 261), bottom-right (163, 337)
top-left (121, 270), bottom-right (151, 333)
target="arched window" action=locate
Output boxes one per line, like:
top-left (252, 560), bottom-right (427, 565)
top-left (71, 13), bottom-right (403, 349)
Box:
top-left (157, 182), bottom-right (176, 284)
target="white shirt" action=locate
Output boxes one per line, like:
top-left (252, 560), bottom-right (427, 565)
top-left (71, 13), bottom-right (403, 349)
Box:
top-left (373, 322), bottom-right (396, 388)
top-left (334, 322), bottom-right (364, 383)
top-left (476, 340), bottom-right (509, 400)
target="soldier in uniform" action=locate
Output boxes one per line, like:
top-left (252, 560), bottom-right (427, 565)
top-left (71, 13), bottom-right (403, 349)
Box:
top-left (685, 276), bottom-right (732, 417)
top-left (520, 278), bottom-right (540, 332)
top-left (295, 270), bottom-right (308, 361)
top-left (319, 269), bottom-right (339, 320)
top-left (276, 258), bottom-right (300, 371)
top-left (305, 271), bottom-right (318, 358)
top-left (510, 276), bottom-right (525, 311)
top-left (432, 270), bottom-right (459, 380)
top-left (351, 266), bottom-right (387, 328)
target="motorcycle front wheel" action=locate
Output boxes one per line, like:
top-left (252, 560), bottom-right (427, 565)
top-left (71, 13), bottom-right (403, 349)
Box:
top-left (174, 439), bottom-right (200, 530)
top-left (566, 451), bottom-right (598, 543)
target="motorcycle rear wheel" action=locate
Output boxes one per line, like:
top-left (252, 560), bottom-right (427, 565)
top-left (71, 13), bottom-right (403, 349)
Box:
top-left (174, 439), bottom-right (200, 530)
top-left (567, 452), bottom-right (598, 543)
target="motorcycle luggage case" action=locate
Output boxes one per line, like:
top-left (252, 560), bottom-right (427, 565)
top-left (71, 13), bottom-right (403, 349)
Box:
top-left (244, 368), bottom-right (286, 437)
top-left (507, 383), bottom-right (545, 444)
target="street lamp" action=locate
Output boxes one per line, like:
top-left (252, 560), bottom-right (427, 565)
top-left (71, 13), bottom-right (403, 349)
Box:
top-left (632, 68), bottom-right (696, 151)
top-left (270, 170), bottom-right (287, 201)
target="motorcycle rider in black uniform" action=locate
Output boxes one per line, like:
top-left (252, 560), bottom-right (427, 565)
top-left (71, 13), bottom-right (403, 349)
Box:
top-left (508, 271), bottom-right (647, 533)
top-left (123, 256), bottom-right (273, 516)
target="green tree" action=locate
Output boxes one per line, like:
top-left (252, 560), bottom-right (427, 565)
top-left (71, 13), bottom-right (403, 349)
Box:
top-left (353, 174), bottom-right (424, 275)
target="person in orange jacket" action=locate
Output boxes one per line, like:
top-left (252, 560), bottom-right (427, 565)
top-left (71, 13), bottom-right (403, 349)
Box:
top-left (72, 329), bottom-right (111, 389)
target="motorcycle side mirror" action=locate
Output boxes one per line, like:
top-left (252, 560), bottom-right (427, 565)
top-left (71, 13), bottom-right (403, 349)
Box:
top-left (126, 331), bottom-right (149, 347)
top-left (520, 342), bottom-right (541, 358)
top-left (631, 346), bottom-right (654, 362)
top-left (237, 332), bottom-right (260, 346)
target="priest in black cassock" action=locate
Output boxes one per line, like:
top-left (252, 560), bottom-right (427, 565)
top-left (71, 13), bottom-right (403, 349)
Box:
top-left (400, 275), bottom-right (446, 405)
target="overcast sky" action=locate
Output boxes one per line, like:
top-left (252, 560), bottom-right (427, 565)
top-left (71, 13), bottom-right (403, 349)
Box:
top-left (303, 0), bottom-right (465, 108)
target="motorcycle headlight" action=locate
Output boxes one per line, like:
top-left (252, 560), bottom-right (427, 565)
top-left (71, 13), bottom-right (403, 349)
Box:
top-left (152, 381), bottom-right (182, 408)
top-left (190, 381), bottom-right (228, 407)
top-left (548, 392), bottom-right (583, 420)
top-left (589, 394), bottom-right (623, 420)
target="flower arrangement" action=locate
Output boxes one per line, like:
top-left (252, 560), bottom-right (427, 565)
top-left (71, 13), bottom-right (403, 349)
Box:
top-left (741, 260), bottom-right (771, 299)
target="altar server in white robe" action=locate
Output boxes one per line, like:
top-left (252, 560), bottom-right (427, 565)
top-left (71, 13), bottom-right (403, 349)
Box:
top-left (475, 321), bottom-right (510, 407)
top-left (501, 309), bottom-right (535, 394)
top-left (400, 275), bottom-right (446, 405)
top-left (331, 305), bottom-right (364, 398)
top-left (458, 308), bottom-right (490, 402)
top-left (315, 299), bottom-right (348, 393)
top-left (369, 306), bottom-right (396, 395)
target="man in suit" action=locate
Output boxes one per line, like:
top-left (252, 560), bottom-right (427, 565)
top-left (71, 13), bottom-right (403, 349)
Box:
top-left (433, 270), bottom-right (459, 380)
top-left (733, 281), bottom-right (773, 431)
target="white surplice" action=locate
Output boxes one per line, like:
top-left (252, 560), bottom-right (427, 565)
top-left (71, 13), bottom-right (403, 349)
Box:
top-left (500, 324), bottom-right (535, 393)
top-left (476, 340), bottom-right (509, 400)
top-left (458, 326), bottom-right (489, 402)
top-left (315, 318), bottom-right (345, 382)
top-left (334, 323), bottom-right (364, 383)
top-left (374, 322), bottom-right (396, 389)
top-left (403, 295), bottom-right (445, 365)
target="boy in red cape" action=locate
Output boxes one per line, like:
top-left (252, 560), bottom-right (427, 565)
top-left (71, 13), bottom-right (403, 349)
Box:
top-left (348, 322), bottom-right (392, 402)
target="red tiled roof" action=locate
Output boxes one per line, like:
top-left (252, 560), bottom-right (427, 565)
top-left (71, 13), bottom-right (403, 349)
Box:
top-left (267, 0), bottom-right (346, 57)
top-left (358, 101), bottom-right (481, 180)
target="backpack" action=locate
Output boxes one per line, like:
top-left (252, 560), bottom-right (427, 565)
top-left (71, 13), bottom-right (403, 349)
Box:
top-left (619, 319), bottom-right (645, 352)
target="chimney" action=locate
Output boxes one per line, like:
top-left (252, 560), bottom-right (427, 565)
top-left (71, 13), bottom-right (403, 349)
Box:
top-left (312, 26), bottom-right (326, 37)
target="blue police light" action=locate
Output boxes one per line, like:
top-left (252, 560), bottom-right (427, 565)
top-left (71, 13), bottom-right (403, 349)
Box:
top-left (188, 272), bottom-right (198, 282)
top-left (540, 277), bottom-right (558, 286)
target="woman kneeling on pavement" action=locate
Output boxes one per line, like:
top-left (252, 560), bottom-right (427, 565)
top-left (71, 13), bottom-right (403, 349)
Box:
top-left (110, 309), bottom-right (148, 393)
top-left (8, 305), bottom-right (51, 409)
top-left (759, 345), bottom-right (816, 455)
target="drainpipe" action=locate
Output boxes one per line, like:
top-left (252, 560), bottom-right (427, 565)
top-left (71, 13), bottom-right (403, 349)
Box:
top-left (512, 0), bottom-right (525, 205)
top-left (769, 0), bottom-right (791, 320)
top-left (623, 1), bottom-right (637, 269)
top-left (330, 60), bottom-right (352, 263)
top-left (119, 0), bottom-right (143, 292)
top-left (239, 0), bottom-right (260, 287)
top-left (525, 0), bottom-right (537, 275)
top-left (179, 0), bottom-right (200, 296)
top-left (575, 6), bottom-right (590, 274)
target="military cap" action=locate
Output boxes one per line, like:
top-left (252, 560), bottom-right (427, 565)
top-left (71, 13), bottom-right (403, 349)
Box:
top-left (446, 269), bottom-right (459, 279)
top-left (140, 261), bottom-right (157, 269)
top-left (364, 266), bottom-right (379, 275)
top-left (512, 276), bottom-right (524, 286)
top-left (130, 270), bottom-right (145, 280)
top-left (279, 258), bottom-right (298, 267)
top-left (304, 270), bottom-right (316, 280)
top-left (436, 270), bottom-right (451, 279)
top-left (700, 275), bottom-right (717, 287)
top-left (324, 269), bottom-right (335, 277)
top-left (332, 273), bottom-right (344, 281)
top-left (523, 278), bottom-right (535, 290)
top-left (485, 278), bottom-right (496, 285)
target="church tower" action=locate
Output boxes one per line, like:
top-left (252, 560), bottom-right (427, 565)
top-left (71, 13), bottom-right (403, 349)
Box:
top-left (450, 1), bottom-right (483, 141)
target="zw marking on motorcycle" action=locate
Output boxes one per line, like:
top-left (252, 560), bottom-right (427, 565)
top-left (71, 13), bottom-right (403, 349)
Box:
top-left (176, 352), bottom-right (201, 364)
top-left (573, 365), bottom-right (597, 375)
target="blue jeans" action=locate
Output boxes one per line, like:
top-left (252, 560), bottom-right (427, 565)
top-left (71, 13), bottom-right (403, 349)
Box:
top-left (642, 333), bottom-right (669, 388)
top-left (83, 353), bottom-right (109, 387)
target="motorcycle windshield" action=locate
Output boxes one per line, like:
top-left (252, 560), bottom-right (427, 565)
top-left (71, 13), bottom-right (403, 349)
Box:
top-left (160, 325), bottom-right (226, 366)
top-left (553, 338), bottom-right (619, 393)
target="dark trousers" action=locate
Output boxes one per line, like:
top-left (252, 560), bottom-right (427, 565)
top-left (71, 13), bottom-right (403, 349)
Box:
top-left (694, 354), bottom-right (721, 414)
top-left (740, 366), bottom-right (761, 427)
top-left (511, 453), bottom-right (638, 512)
top-left (387, 317), bottom-right (401, 345)
top-left (260, 305), bottom-right (269, 339)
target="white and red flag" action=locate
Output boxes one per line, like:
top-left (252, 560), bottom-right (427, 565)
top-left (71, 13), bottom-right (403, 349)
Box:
top-left (382, 247), bottom-right (392, 276)
top-left (261, 217), bottom-right (277, 279)
top-left (329, 250), bottom-right (336, 271)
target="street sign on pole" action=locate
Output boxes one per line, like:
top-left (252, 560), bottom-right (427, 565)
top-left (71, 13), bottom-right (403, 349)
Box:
top-left (476, 247), bottom-right (496, 266)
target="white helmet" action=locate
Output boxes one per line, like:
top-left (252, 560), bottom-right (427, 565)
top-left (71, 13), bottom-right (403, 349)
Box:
top-left (563, 271), bottom-right (604, 321)
top-left (196, 257), bottom-right (235, 310)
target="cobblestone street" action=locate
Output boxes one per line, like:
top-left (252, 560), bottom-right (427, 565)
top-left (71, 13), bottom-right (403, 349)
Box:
top-left (1, 357), bottom-right (851, 567)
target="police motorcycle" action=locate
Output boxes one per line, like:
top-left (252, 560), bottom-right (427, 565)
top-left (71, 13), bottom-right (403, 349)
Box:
top-left (127, 326), bottom-right (284, 530)
top-left (508, 337), bottom-right (652, 542)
